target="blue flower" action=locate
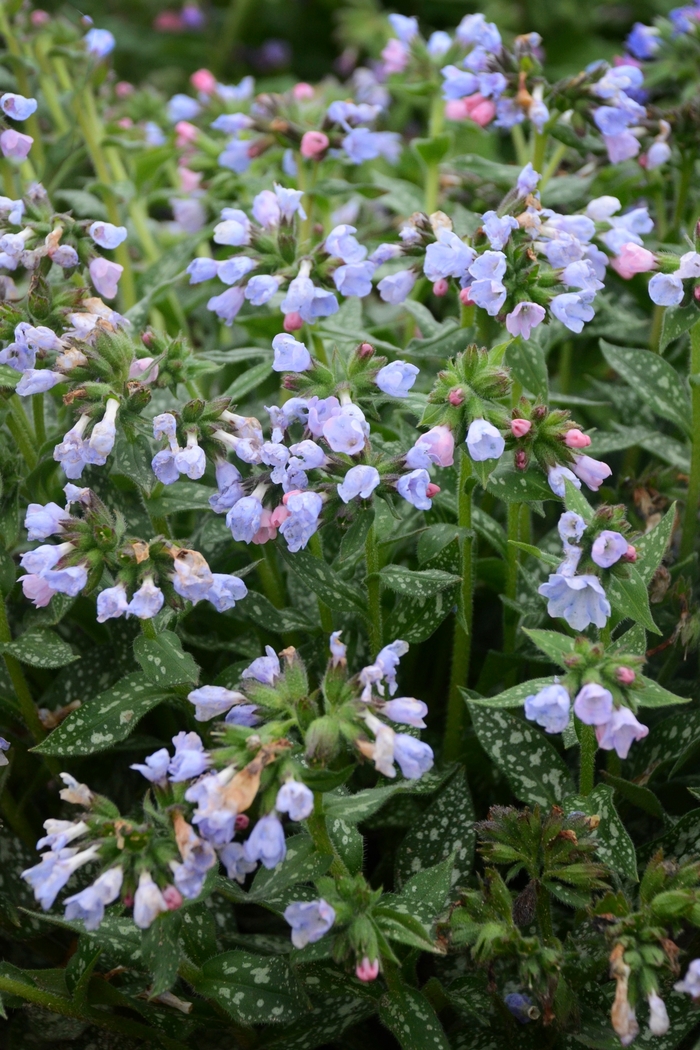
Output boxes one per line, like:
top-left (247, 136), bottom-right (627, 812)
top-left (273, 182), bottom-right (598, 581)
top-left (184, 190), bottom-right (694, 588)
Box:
top-left (504, 993), bottom-right (536, 1024)
top-left (63, 867), bottom-right (123, 931)
top-left (166, 93), bottom-right (201, 123)
top-left (272, 333), bottom-right (312, 372)
top-left (279, 491), bottom-right (323, 552)
top-left (187, 258), bottom-right (219, 284)
top-left (227, 496), bottom-right (264, 543)
top-left (396, 468), bottom-right (432, 509)
top-left (209, 461), bottom-right (244, 514)
top-left (243, 814), bottom-right (286, 869)
top-left (130, 747), bottom-right (170, 783)
top-left (481, 211), bottom-right (518, 251)
top-left (217, 256), bottom-right (255, 285)
top-left (377, 269), bottom-right (416, 304)
top-left (284, 899), bottom-right (335, 948)
top-left (549, 292), bottom-right (595, 333)
top-left (333, 261), bottom-right (376, 298)
top-left (322, 404), bottom-right (369, 455)
top-left (280, 273), bottom-right (338, 322)
top-left (276, 781), bottom-right (314, 821)
top-left (524, 684), bottom-right (570, 734)
top-left (168, 731), bottom-right (211, 782)
top-left (218, 139), bottom-right (252, 174)
top-left (375, 360), bottom-right (419, 397)
top-left (218, 842), bottom-right (257, 882)
top-left (24, 502), bottom-right (66, 541)
top-left (207, 573), bottom-right (248, 612)
top-left (187, 685), bottom-right (244, 721)
top-left (242, 644), bottom-right (280, 685)
top-left (127, 577), bottom-right (164, 620)
top-left (424, 229), bottom-right (475, 280)
top-left (96, 583), bottom-right (128, 623)
top-left (0, 93), bottom-right (37, 121)
top-left (245, 275), bottom-right (278, 305)
top-left (538, 573), bottom-right (610, 631)
top-left (466, 419), bottom-right (505, 462)
top-left (337, 464), bottom-right (381, 503)
top-left (394, 734), bottom-right (434, 779)
top-left (440, 65), bottom-right (479, 100)
top-left (626, 22), bottom-right (660, 60)
top-left (207, 287), bottom-right (246, 325)
top-left (388, 13), bottom-right (419, 42)
top-left (213, 209), bottom-right (251, 246)
top-left (648, 272), bottom-right (683, 306)
top-left (325, 224), bottom-right (367, 263)
top-left (84, 28), bottom-right (116, 59)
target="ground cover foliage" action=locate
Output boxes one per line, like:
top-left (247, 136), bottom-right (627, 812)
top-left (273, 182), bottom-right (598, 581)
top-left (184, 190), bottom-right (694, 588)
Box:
top-left (0, 2), bottom-right (699, 1048)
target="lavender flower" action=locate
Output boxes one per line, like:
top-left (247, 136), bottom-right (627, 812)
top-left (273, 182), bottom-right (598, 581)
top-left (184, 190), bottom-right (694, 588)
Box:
top-left (538, 574), bottom-right (610, 631)
top-left (396, 468), bottom-right (432, 510)
top-left (547, 465), bottom-right (581, 499)
top-left (63, 867), bottom-right (123, 931)
top-left (284, 899), bottom-right (335, 948)
top-left (219, 842), bottom-right (257, 882)
top-left (524, 684), bottom-right (570, 733)
top-left (572, 455), bottom-right (612, 492)
top-left (133, 871), bottom-right (168, 929)
top-left (206, 574), bottom-right (248, 612)
top-left (337, 464), bottom-right (380, 503)
top-left (127, 578), bottom-right (164, 619)
top-left (168, 731), bottom-right (211, 782)
top-left (96, 583), bottom-right (129, 623)
top-left (377, 269), bottom-right (416, 304)
top-left (187, 685), bottom-right (246, 721)
top-left (573, 683), bottom-right (614, 726)
top-left (276, 780), bottom-right (314, 821)
top-left (383, 697), bottom-right (428, 728)
top-left (242, 645), bottom-right (280, 685)
top-left (466, 419), bottom-right (505, 461)
top-left (130, 748), bottom-right (170, 784)
top-left (595, 706), bottom-right (648, 759)
top-left (243, 813), bottom-right (286, 869)
top-left (591, 530), bottom-right (628, 568)
top-left (393, 734), bottom-right (434, 779)
top-left (227, 496), bottom-right (263, 543)
top-left (272, 333), bottom-right (312, 372)
top-left (375, 360), bottom-right (419, 397)
top-left (505, 301), bottom-right (545, 339)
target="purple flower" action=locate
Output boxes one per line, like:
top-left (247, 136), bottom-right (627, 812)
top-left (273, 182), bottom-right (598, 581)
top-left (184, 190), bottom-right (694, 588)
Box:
top-left (505, 301), bottom-right (545, 339)
top-left (213, 209), bottom-right (251, 246)
top-left (591, 530), bottom-right (628, 568)
top-left (648, 273), bottom-right (683, 307)
top-left (276, 780), bottom-right (314, 821)
top-left (84, 27), bottom-right (115, 58)
top-left (424, 229), bottom-right (475, 280)
top-left (549, 292), bottom-right (595, 333)
top-left (16, 369), bottom-right (64, 396)
top-left (133, 871), bottom-right (168, 929)
top-left (504, 994), bottom-right (535, 1025)
top-left (288, 440), bottom-right (327, 469)
top-left (572, 454), bottom-right (612, 492)
top-left (242, 644), bottom-right (280, 685)
top-left (151, 449), bottom-right (179, 485)
top-left (325, 224), bottom-right (367, 263)
top-left (0, 92), bottom-right (37, 121)
top-left (337, 464), bottom-right (380, 503)
top-left (383, 697), bottom-right (428, 728)
top-left (394, 734), bottom-right (434, 779)
top-left (626, 23), bottom-right (660, 59)
top-left (377, 269), bottom-right (416, 304)
top-left (36, 819), bottom-right (89, 852)
top-left (130, 747), bottom-right (170, 783)
top-left (227, 496), bottom-right (264, 543)
top-left (245, 275), bottom-right (278, 305)
top-left (359, 640), bottom-right (409, 701)
top-left (243, 813), bottom-right (286, 869)
top-left (330, 630), bottom-right (346, 666)
top-left (272, 333), bottom-right (312, 372)
top-left (219, 842), bottom-right (257, 882)
top-left (482, 211), bottom-right (518, 251)
top-left (538, 573), bottom-right (610, 631)
top-left (547, 465), bottom-right (581, 499)
top-left (524, 684), bottom-right (570, 734)
top-left (279, 491), bottom-right (323, 552)
top-left (22, 844), bottom-right (100, 911)
top-left (63, 867), bottom-right (123, 931)
top-left (603, 131), bottom-right (640, 164)
top-left (89, 222), bottom-right (127, 250)
top-left (517, 162), bottom-right (540, 196)
top-left (466, 419), bottom-right (505, 462)
top-left (84, 399), bottom-right (119, 466)
top-left (456, 13), bottom-right (501, 50)
top-left (207, 286), bottom-right (246, 325)
top-left (225, 704), bottom-right (260, 726)
top-left (427, 31), bottom-right (451, 57)
top-left (573, 683), bottom-right (614, 726)
top-left (274, 184), bottom-right (306, 222)
top-left (558, 511), bottom-right (586, 545)
top-left (284, 899), bottom-right (335, 948)
top-left (207, 573), bottom-right (248, 612)
top-left (127, 577), bottom-right (164, 619)
top-left (96, 583), bottom-right (128, 623)
top-left (280, 273), bottom-right (338, 322)
top-left (342, 127), bottom-right (400, 164)
top-left (174, 433), bottom-right (206, 481)
top-left (187, 685), bottom-right (245, 721)
top-left (388, 13), bottom-right (418, 41)
top-left (375, 360), bottom-right (419, 397)
top-left (25, 502), bottom-right (66, 542)
top-left (218, 140), bottom-right (252, 174)
top-left (168, 731), bottom-right (210, 782)
top-left (209, 461), bottom-right (244, 514)
top-left (595, 706), bottom-right (648, 759)
top-left (674, 961), bottom-right (700, 998)
top-left (89, 258), bottom-right (123, 300)
top-left (396, 468), bottom-right (432, 510)
top-left (20, 543), bottom-right (65, 575)
top-left (333, 261), bottom-right (376, 298)
top-left (217, 256), bottom-right (256, 285)
top-left (252, 190), bottom-right (281, 228)
top-left (187, 258), bottom-right (218, 284)
top-left (322, 404), bottom-right (368, 455)
top-left (42, 564), bottom-right (88, 597)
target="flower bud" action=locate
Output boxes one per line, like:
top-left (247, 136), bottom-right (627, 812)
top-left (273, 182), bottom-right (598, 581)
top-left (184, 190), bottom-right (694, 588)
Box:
top-left (283, 311), bottom-right (304, 332)
top-left (162, 885), bottom-right (183, 910)
top-left (694, 285), bottom-right (700, 304)
top-left (426, 483), bottom-right (440, 497)
top-left (448, 388), bottom-right (464, 406)
top-left (357, 342), bottom-right (374, 359)
top-left (432, 278), bottom-right (449, 297)
top-left (293, 82), bottom-right (314, 100)
top-left (622, 545), bottom-right (637, 562)
top-left (282, 375), bottom-right (299, 390)
top-left (459, 287), bottom-right (474, 305)
top-left (305, 715), bottom-right (341, 763)
top-left (235, 814), bottom-right (250, 831)
top-left (616, 667), bottom-right (636, 685)
top-left (532, 405), bottom-right (548, 420)
top-left (355, 957), bottom-right (379, 982)
top-left (300, 131), bottom-right (329, 160)
top-left (511, 418), bottom-right (532, 438)
top-left (515, 449), bottom-right (528, 471)
top-left (564, 428), bottom-right (591, 449)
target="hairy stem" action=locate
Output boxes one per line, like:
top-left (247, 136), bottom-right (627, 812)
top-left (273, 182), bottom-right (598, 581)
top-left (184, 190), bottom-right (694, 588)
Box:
top-left (7, 396), bottom-right (37, 470)
top-left (681, 318), bottom-right (700, 559)
top-left (536, 882), bottom-right (554, 942)
top-left (365, 520), bottom-right (383, 657)
top-left (503, 502), bottom-right (520, 657)
top-left (308, 532), bottom-right (334, 634)
top-left (444, 449), bottom-right (474, 762)
top-left (307, 791), bottom-right (350, 879)
top-left (0, 599), bottom-right (46, 743)
top-left (577, 719), bottom-right (596, 796)
top-left (423, 93), bottom-right (444, 215)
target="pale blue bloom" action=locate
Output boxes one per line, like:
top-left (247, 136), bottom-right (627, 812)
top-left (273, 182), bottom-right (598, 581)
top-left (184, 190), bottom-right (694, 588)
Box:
top-left (127, 578), bottom-right (164, 619)
top-left (375, 360), bottom-right (419, 397)
top-left (227, 496), bottom-right (264, 543)
top-left (276, 781), bottom-right (314, 821)
top-left (440, 65), bottom-right (479, 100)
top-left (427, 31), bottom-right (451, 57)
top-left (96, 583), bottom-right (128, 623)
top-left (388, 13), bottom-right (418, 41)
top-left (245, 275), bottom-right (278, 304)
top-left (274, 183), bottom-right (306, 222)
top-left (558, 511), bottom-right (586, 545)
top-left (243, 813), bottom-right (286, 869)
top-left (325, 224), bottom-right (367, 263)
top-left (0, 93), bottom-right (38, 121)
top-left (166, 93), bottom-right (201, 123)
top-left (538, 573), bottom-right (610, 630)
top-left (394, 734), bottom-right (434, 779)
top-left (25, 502), bottom-right (66, 541)
top-left (219, 842), bottom-right (257, 882)
top-left (207, 286), bottom-right (245, 325)
top-left (517, 163), bottom-right (540, 196)
top-left (573, 683), bottom-right (613, 725)
top-left (211, 113), bottom-right (253, 133)
top-left (187, 258), bottom-right (219, 284)
top-left (174, 437), bottom-right (206, 480)
top-left (288, 440), bottom-right (326, 469)
top-left (466, 419), bottom-right (504, 461)
top-left (456, 13), bottom-right (501, 51)
top-left (337, 464), bottom-right (380, 503)
top-left (333, 261), bottom-right (376, 298)
top-left (225, 704), bottom-right (260, 726)
top-left (22, 845), bottom-right (99, 911)
top-left (130, 747), bottom-right (170, 783)
top-left (213, 210), bottom-right (251, 246)
top-left (596, 706), bottom-right (648, 759)
top-left (84, 28), bottom-right (115, 58)
top-left (377, 269), bottom-right (416, 304)
top-left (280, 274), bottom-right (338, 322)
top-left (322, 404), bottom-right (368, 454)
top-left (342, 127), bottom-right (401, 164)
top-left (89, 222), bottom-right (127, 249)
top-left (64, 867), bottom-right (123, 931)
top-left (242, 644), bottom-right (280, 685)
top-left (279, 491), bottom-right (323, 552)
top-left (42, 565), bottom-right (88, 596)
top-left (284, 899), bottom-right (335, 948)
top-left (209, 460), bottom-right (244, 513)
top-left (591, 530), bottom-right (628, 568)
top-left (549, 292), bottom-right (595, 333)
top-left (272, 333), bottom-right (312, 372)
top-left (482, 211), bottom-right (518, 251)
top-left (217, 256), bottom-right (256, 285)
top-left (648, 273), bottom-right (683, 306)
top-left (424, 229), bottom-right (475, 280)
top-left (168, 731), bottom-right (210, 782)
top-left (151, 449), bottom-right (179, 485)
top-left (133, 871), bottom-right (168, 929)
top-left (547, 465), bottom-right (581, 498)
top-left (383, 697), bottom-right (428, 728)
top-left (15, 369), bottom-right (63, 396)
top-left (218, 139), bottom-right (251, 174)
top-left (524, 684), bottom-right (570, 734)
top-left (207, 574), bottom-right (248, 612)
top-left (561, 260), bottom-right (603, 294)
top-left (396, 468), bottom-right (432, 510)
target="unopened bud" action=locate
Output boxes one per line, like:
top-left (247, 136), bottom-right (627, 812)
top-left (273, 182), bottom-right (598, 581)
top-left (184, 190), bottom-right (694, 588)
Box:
top-left (514, 449), bottom-right (528, 471)
top-left (511, 418), bottom-right (532, 438)
top-left (694, 285), bottom-right (700, 303)
top-left (235, 814), bottom-right (250, 831)
top-left (282, 375), bottom-right (299, 390)
top-left (426, 483), bottom-right (440, 497)
top-left (564, 428), bottom-right (591, 449)
top-left (448, 387), bottom-right (465, 406)
top-left (459, 286), bottom-right (474, 305)
top-left (532, 405), bottom-right (548, 420)
top-left (623, 545), bottom-right (637, 562)
top-left (355, 957), bottom-right (380, 982)
top-left (142, 330), bottom-right (154, 348)
top-left (357, 342), bottom-right (374, 359)
top-left (305, 715), bottom-right (340, 763)
top-left (163, 885), bottom-right (183, 910)
top-left (432, 278), bottom-right (449, 297)
top-left (293, 82), bottom-right (315, 101)
top-left (616, 667), bottom-right (636, 685)
top-left (283, 311), bottom-right (304, 332)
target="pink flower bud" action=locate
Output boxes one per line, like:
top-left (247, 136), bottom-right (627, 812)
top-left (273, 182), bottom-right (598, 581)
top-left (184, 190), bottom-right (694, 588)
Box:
top-left (616, 666), bottom-right (636, 685)
top-left (175, 121), bottom-right (198, 147)
top-left (445, 99), bottom-right (470, 122)
top-left (115, 81), bottom-right (134, 98)
top-left (638, 153), bottom-right (649, 169)
top-left (235, 814), bottom-right (250, 831)
top-left (355, 957), bottom-right (380, 982)
top-left (270, 504), bottom-right (291, 527)
top-left (0, 129), bottom-right (33, 161)
top-left (117, 117), bottom-right (133, 129)
top-left (283, 312), bottom-right (304, 332)
top-left (426, 483), bottom-right (440, 497)
top-left (432, 278), bottom-right (449, 297)
top-left (623, 544), bottom-right (637, 562)
top-left (300, 130), bottom-right (329, 159)
top-left (510, 418), bottom-right (532, 438)
top-left (358, 342), bottom-right (374, 359)
top-left (463, 92), bottom-right (497, 127)
top-left (459, 286), bottom-right (474, 305)
top-left (515, 449), bottom-right (528, 471)
top-left (142, 330), bottom-right (154, 348)
top-left (123, 893), bottom-right (133, 908)
top-left (190, 68), bottom-right (217, 95)
top-left (162, 885), bottom-right (183, 910)
top-left (610, 243), bottom-right (657, 280)
top-left (282, 490), bottom-right (303, 506)
top-left (448, 388), bottom-right (464, 406)
top-left (694, 286), bottom-right (700, 304)
top-left (179, 166), bottom-right (202, 193)
top-left (293, 82), bottom-right (315, 101)
top-left (32, 10), bottom-right (51, 25)
top-left (564, 428), bottom-right (591, 449)
top-left (282, 375), bottom-right (298, 390)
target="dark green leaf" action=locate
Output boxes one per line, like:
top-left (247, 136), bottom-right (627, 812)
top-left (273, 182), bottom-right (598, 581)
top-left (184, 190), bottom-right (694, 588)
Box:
top-left (660, 302), bottom-right (700, 352)
top-left (379, 985), bottom-right (451, 1050)
top-left (466, 677), bottom-right (554, 709)
top-left (141, 913), bottom-right (181, 996)
top-left (277, 546), bottom-right (366, 615)
top-left (0, 627), bottom-right (79, 669)
top-left (395, 769), bottom-right (475, 889)
top-left (377, 565), bottom-right (461, 598)
top-left (505, 338), bottom-right (548, 400)
top-left (634, 503), bottom-right (677, 585)
top-left (564, 784), bottom-right (637, 880)
top-left (607, 565), bottom-right (660, 634)
top-left (225, 359), bottom-right (273, 400)
top-left (600, 340), bottom-right (692, 435)
top-left (134, 630), bottom-right (199, 688)
top-left (192, 951), bottom-right (305, 1024)
top-left (523, 629), bottom-right (576, 667)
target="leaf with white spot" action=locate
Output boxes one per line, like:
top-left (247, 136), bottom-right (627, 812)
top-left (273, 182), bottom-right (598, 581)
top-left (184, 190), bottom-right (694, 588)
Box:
top-left (639, 808), bottom-right (700, 867)
top-left (607, 565), bottom-right (660, 634)
top-left (660, 301), bottom-right (700, 352)
top-left (626, 708), bottom-right (700, 778)
top-left (277, 546), bottom-right (366, 615)
top-left (328, 815), bottom-right (363, 875)
top-left (33, 672), bottom-right (169, 756)
top-left (505, 338), bottom-right (548, 400)
top-left (134, 630), bottom-right (199, 687)
top-left (563, 784), bottom-right (637, 880)
top-left (247, 835), bottom-right (332, 905)
top-left (1, 628), bottom-right (79, 669)
top-left (634, 503), bottom-right (677, 585)
top-left (523, 629), bottom-right (576, 667)
top-left (192, 950), bottom-right (306, 1025)
top-left (241, 591), bottom-right (314, 633)
top-left (383, 588), bottom-right (457, 643)
top-left (141, 912), bottom-right (182, 996)
top-left (611, 623), bottom-right (646, 656)
top-left (636, 674), bottom-right (691, 708)
top-left (485, 465), bottom-right (553, 504)
top-left (261, 997), bottom-right (376, 1050)
top-left (379, 985), bottom-right (451, 1050)
top-left (395, 769), bottom-right (475, 889)
top-left (563, 479), bottom-right (594, 522)
top-left (383, 855), bottom-right (453, 927)
top-left (324, 768), bottom-right (453, 825)
top-left (466, 677), bottom-right (556, 710)
top-left (376, 565), bottom-right (461, 599)
top-left (600, 340), bottom-right (692, 435)
top-left (469, 705), bottom-right (574, 807)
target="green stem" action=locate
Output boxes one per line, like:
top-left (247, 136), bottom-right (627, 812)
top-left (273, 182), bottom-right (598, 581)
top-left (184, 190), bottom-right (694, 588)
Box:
top-left (539, 142), bottom-right (567, 191)
top-left (672, 152), bottom-right (693, 234)
top-left (7, 395), bottom-right (37, 469)
top-left (258, 544), bottom-right (286, 609)
top-left (365, 521), bottom-right (383, 657)
top-left (536, 882), bottom-right (554, 942)
top-left (308, 532), bottom-right (333, 634)
top-left (577, 719), bottom-right (596, 796)
top-left (511, 124), bottom-right (528, 167)
top-left (444, 450), bottom-right (474, 762)
top-left (503, 502), bottom-right (520, 655)
top-left (531, 131), bottom-right (547, 173)
top-left (140, 618), bottom-right (158, 640)
top-left (649, 304), bottom-right (664, 353)
top-left (0, 599), bottom-right (45, 743)
top-left (680, 319), bottom-right (700, 559)
top-left (307, 792), bottom-right (349, 878)
top-left (423, 93), bottom-right (444, 215)
top-left (297, 156), bottom-right (317, 247)
top-left (213, 0), bottom-right (257, 75)
top-left (0, 5), bottom-right (45, 172)
top-left (32, 393), bottom-right (45, 446)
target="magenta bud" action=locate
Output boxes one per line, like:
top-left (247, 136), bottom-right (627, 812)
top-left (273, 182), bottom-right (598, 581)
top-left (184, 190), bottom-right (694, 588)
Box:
top-left (235, 814), bottom-right (250, 831)
top-left (511, 418), bottom-right (532, 438)
top-left (142, 330), bottom-right (154, 348)
top-left (532, 405), bottom-right (548, 420)
top-left (616, 666), bottom-right (636, 685)
top-left (433, 278), bottom-right (449, 297)
top-left (356, 957), bottom-right (380, 982)
top-left (426, 483), bottom-right (440, 497)
top-left (357, 342), bottom-right (375, 359)
top-left (283, 311), bottom-right (304, 333)
top-left (514, 449), bottom-right (528, 471)
top-left (565, 428), bottom-right (591, 449)
top-left (282, 375), bottom-right (299, 390)
top-left (448, 388), bottom-right (465, 406)
top-left (293, 82), bottom-right (315, 100)
top-left (163, 885), bottom-right (183, 911)
top-left (623, 544), bottom-right (637, 562)
top-left (694, 285), bottom-right (700, 304)
top-left (459, 287), bottom-right (474, 305)
top-left (123, 893), bottom-right (133, 908)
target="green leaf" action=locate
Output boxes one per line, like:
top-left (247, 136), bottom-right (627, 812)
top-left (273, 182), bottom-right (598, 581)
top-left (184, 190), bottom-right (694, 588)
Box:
top-left (261, 995), bottom-right (376, 1050)
top-left (601, 772), bottom-right (665, 819)
top-left (65, 936), bottom-right (102, 1000)
top-left (338, 507), bottom-right (374, 564)
top-left (563, 479), bottom-right (594, 522)
top-left (507, 540), bottom-right (559, 567)
top-left (225, 358), bottom-right (273, 400)
top-left (379, 985), bottom-right (451, 1050)
top-left (472, 508), bottom-right (507, 558)
top-left (523, 629), bottom-right (576, 667)
top-left (0, 627), bottom-right (79, 669)
top-left (485, 465), bottom-right (553, 503)
top-left (0, 365), bottom-right (19, 388)
top-left (626, 709), bottom-right (700, 778)
top-left (600, 340), bottom-right (692, 435)
top-left (328, 816), bottom-right (363, 875)
top-left (179, 902), bottom-right (219, 965)
top-left (636, 674), bottom-right (691, 708)
top-left (465, 677), bottom-right (554, 709)
top-left (145, 482), bottom-right (216, 517)
top-left (141, 913), bottom-right (181, 997)
top-left (641, 808), bottom-right (700, 866)
top-left (564, 784), bottom-right (637, 880)
top-left (634, 503), bottom-right (677, 585)
top-left (34, 672), bottom-right (168, 756)
top-left (412, 133), bottom-right (452, 165)
top-left (505, 338), bottom-right (548, 400)
top-left (660, 302), bottom-right (700, 352)
top-left (277, 546), bottom-right (366, 615)
top-left (376, 565), bottom-right (461, 598)
top-left (241, 591), bottom-right (314, 634)
top-left (247, 835), bottom-right (332, 906)
top-left (112, 433), bottom-right (158, 495)
top-left (611, 623), bottom-right (646, 656)
top-left (134, 630), bottom-right (199, 688)
top-left (324, 769), bottom-right (452, 825)
top-left (384, 855), bottom-right (453, 926)
top-left (373, 907), bottom-right (443, 953)
top-left (469, 704), bottom-right (574, 806)
top-left (192, 951), bottom-right (305, 1024)
top-left (450, 154), bottom-right (520, 187)
top-left (607, 565), bottom-right (660, 634)
top-left (394, 769), bottom-right (475, 888)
